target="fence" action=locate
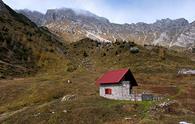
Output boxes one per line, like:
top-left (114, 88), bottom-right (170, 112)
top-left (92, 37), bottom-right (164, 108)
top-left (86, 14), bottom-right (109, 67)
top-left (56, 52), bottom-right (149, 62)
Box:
top-left (129, 93), bottom-right (163, 101)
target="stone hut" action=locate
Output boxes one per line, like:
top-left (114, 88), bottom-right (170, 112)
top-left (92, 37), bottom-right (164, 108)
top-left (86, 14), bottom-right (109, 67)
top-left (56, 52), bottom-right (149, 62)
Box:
top-left (96, 68), bottom-right (138, 100)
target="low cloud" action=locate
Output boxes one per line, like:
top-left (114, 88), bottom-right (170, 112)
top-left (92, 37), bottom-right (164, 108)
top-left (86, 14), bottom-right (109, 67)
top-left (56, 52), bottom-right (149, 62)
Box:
top-left (3, 0), bottom-right (195, 24)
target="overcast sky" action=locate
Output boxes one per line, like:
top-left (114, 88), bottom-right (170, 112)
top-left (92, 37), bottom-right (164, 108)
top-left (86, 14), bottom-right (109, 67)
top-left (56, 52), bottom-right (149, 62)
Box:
top-left (3, 0), bottom-right (195, 24)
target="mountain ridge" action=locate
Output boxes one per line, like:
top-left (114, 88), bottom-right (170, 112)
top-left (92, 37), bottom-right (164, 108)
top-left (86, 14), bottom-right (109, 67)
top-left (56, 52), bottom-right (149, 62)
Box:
top-left (17, 8), bottom-right (195, 50)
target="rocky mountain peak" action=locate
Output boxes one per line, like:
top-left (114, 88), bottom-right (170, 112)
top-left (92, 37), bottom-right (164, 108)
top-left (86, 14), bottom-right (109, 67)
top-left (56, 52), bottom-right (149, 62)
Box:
top-left (44, 8), bottom-right (109, 24)
top-left (191, 21), bottom-right (195, 26)
top-left (44, 8), bottom-right (76, 23)
top-left (16, 9), bottom-right (44, 26)
top-left (155, 18), bottom-right (172, 24)
top-left (174, 18), bottom-right (189, 25)
top-left (154, 18), bottom-right (189, 27)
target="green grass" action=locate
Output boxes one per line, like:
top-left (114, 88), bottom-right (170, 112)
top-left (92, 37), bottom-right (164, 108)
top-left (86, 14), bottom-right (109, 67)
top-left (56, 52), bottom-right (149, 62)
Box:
top-left (1, 39), bottom-right (195, 124)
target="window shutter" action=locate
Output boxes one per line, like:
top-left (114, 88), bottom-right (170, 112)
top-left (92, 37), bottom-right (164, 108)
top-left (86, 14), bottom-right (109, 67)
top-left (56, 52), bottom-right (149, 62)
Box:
top-left (105, 88), bottom-right (112, 94)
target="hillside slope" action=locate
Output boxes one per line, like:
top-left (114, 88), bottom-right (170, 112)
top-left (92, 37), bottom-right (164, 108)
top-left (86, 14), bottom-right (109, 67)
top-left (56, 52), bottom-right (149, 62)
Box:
top-left (0, 38), bottom-right (195, 124)
top-left (0, 0), bottom-right (66, 78)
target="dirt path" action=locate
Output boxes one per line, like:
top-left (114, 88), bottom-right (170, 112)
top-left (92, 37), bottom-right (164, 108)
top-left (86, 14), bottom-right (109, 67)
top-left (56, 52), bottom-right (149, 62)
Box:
top-left (0, 99), bottom-right (59, 122)
top-left (0, 107), bottom-right (29, 122)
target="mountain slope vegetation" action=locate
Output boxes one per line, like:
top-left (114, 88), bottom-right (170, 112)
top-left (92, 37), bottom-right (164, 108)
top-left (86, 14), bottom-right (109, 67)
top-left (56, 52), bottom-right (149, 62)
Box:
top-left (0, 38), bottom-right (195, 124)
top-left (0, 1), bottom-right (66, 78)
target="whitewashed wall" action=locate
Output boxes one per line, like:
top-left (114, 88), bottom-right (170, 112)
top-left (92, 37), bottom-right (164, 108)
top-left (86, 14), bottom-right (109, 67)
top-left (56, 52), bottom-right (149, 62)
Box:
top-left (99, 81), bottom-right (132, 100)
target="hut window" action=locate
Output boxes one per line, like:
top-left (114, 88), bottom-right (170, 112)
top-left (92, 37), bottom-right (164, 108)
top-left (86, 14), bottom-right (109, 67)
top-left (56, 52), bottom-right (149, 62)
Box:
top-left (105, 88), bottom-right (112, 95)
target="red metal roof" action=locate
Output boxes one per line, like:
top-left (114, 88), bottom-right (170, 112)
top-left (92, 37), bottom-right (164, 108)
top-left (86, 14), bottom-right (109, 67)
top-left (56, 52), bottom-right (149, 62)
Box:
top-left (96, 68), bottom-right (129, 85)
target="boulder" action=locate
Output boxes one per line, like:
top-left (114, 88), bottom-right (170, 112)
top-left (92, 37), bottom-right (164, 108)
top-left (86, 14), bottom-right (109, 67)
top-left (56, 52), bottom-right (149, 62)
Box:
top-left (130, 47), bottom-right (139, 53)
top-left (61, 95), bottom-right (76, 102)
